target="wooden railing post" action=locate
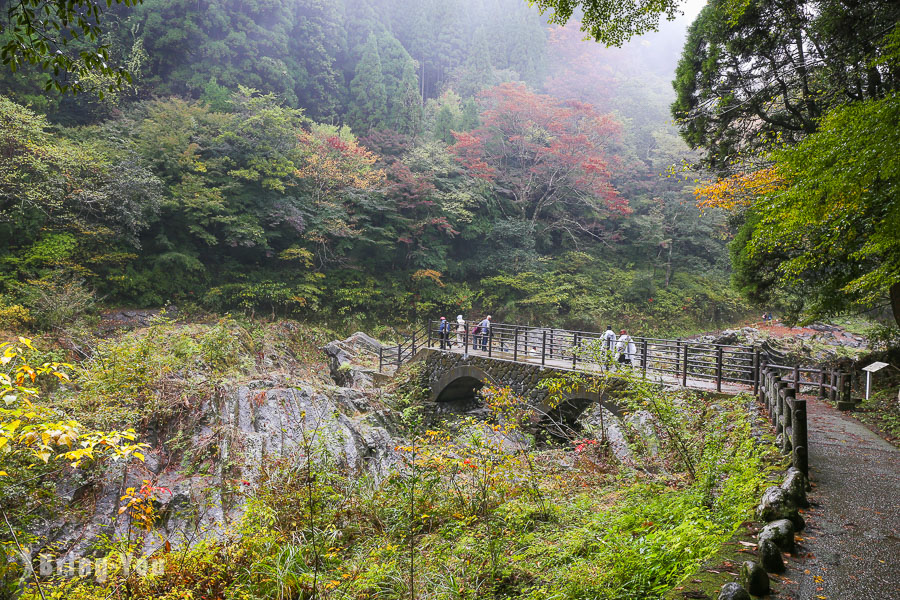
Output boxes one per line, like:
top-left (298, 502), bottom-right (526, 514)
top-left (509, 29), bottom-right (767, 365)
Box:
top-left (841, 371), bottom-right (851, 405)
top-left (782, 387), bottom-right (795, 454)
top-left (513, 326), bottom-right (519, 362)
top-left (464, 325), bottom-right (469, 355)
top-left (541, 330), bottom-right (547, 366)
top-left (427, 321), bottom-right (433, 349)
top-left (682, 343), bottom-right (688, 387)
top-left (715, 346), bottom-right (723, 392)
top-left (752, 348), bottom-right (760, 395)
top-left (791, 397), bottom-right (809, 477)
top-left (774, 379), bottom-right (783, 434)
top-left (487, 326), bottom-right (492, 357)
top-left (412, 331), bottom-right (417, 356)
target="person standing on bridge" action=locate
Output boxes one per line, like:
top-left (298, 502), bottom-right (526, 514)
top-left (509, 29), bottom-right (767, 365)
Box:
top-left (616, 329), bottom-right (636, 366)
top-left (477, 315), bottom-right (491, 351)
top-left (456, 315), bottom-right (466, 348)
top-left (603, 325), bottom-right (616, 367)
top-left (439, 317), bottom-right (451, 349)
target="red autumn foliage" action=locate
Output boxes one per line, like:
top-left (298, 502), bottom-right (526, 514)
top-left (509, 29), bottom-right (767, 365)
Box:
top-left (449, 82), bottom-right (629, 241)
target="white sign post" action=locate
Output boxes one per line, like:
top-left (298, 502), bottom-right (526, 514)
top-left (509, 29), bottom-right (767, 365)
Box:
top-left (861, 362), bottom-right (889, 400)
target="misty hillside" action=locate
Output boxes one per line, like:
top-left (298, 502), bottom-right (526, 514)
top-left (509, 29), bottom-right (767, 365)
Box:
top-left (0, 0), bottom-right (743, 335)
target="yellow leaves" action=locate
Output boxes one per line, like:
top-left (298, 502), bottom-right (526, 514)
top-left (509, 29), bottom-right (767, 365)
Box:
top-left (694, 166), bottom-right (786, 212)
top-left (411, 269), bottom-right (445, 287)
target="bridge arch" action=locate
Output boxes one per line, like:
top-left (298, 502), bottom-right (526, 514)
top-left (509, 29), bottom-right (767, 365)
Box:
top-left (535, 387), bottom-right (624, 427)
top-left (431, 365), bottom-right (498, 403)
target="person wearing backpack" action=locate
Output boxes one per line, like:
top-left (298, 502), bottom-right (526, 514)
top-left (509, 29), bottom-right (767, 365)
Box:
top-left (616, 329), bottom-right (636, 366)
top-left (477, 315), bottom-right (491, 351)
top-left (438, 316), bottom-right (451, 349)
top-left (455, 315), bottom-right (466, 348)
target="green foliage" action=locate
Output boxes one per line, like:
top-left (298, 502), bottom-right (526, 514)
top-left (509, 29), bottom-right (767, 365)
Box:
top-left (69, 316), bottom-right (251, 428)
top-left (0, 336), bottom-right (147, 479)
top-left (29, 366), bottom-right (774, 600)
top-left (672, 0), bottom-right (900, 169)
top-left (0, 0), bottom-right (141, 95)
top-left (15, 273), bottom-right (98, 330)
top-left (530, 0), bottom-right (683, 46)
top-left (734, 93), bottom-right (900, 324)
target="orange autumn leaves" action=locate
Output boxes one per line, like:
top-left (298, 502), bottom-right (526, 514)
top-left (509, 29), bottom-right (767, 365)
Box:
top-left (295, 125), bottom-right (384, 204)
top-left (694, 166), bottom-right (785, 212)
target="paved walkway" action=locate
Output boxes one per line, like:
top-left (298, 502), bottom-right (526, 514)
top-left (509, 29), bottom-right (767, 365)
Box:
top-left (776, 398), bottom-right (900, 599)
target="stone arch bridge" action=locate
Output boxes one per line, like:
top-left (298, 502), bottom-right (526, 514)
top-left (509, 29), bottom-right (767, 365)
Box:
top-left (371, 319), bottom-right (854, 476)
top-left (420, 348), bottom-right (627, 424)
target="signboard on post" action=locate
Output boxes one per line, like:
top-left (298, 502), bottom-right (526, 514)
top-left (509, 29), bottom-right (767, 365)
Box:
top-left (862, 362), bottom-right (890, 400)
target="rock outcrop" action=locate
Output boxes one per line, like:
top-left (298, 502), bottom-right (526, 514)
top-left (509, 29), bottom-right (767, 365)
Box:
top-left (40, 335), bottom-right (399, 562)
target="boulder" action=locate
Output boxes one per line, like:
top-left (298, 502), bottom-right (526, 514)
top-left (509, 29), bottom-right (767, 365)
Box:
top-left (322, 341), bottom-right (375, 388)
top-left (625, 410), bottom-right (659, 457)
top-left (718, 582), bottom-right (751, 600)
top-left (780, 467), bottom-right (809, 508)
top-left (757, 538), bottom-right (785, 573)
top-left (739, 560), bottom-right (770, 596)
top-left (714, 330), bottom-right (740, 345)
top-left (576, 404), bottom-right (631, 464)
top-left (757, 485), bottom-right (805, 530)
top-left (346, 331), bottom-right (383, 354)
top-left (758, 519), bottom-right (796, 554)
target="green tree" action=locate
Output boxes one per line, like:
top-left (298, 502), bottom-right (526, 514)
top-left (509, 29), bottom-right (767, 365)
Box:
top-left (0, 0), bottom-right (141, 93)
top-left (672, 0), bottom-right (900, 169)
top-left (0, 96), bottom-right (161, 291)
top-left (733, 93), bottom-right (900, 325)
top-left (529, 0), bottom-right (683, 46)
top-left (347, 33), bottom-right (389, 133)
top-left (393, 58), bottom-right (423, 135)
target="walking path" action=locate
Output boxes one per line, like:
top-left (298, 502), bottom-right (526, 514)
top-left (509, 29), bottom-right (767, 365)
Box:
top-left (776, 398), bottom-right (900, 599)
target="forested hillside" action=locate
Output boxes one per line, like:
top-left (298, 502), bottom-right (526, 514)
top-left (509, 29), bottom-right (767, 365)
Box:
top-left (0, 0), bottom-right (746, 333)
top-left (2, 2), bottom-right (900, 600)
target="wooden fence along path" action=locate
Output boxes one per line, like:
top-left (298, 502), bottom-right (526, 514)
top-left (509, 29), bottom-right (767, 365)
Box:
top-left (376, 320), bottom-right (855, 477)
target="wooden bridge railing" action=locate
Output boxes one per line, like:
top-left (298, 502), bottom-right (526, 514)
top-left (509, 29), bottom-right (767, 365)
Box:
top-left (759, 365), bottom-right (809, 477)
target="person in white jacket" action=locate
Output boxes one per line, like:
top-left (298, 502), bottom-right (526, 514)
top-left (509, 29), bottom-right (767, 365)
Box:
top-left (616, 329), bottom-right (636, 366)
top-left (455, 315), bottom-right (466, 348)
top-left (603, 325), bottom-right (616, 366)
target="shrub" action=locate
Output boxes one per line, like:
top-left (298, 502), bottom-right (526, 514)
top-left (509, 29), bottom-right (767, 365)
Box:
top-left (0, 304), bottom-right (33, 331)
top-left (16, 273), bottom-right (98, 330)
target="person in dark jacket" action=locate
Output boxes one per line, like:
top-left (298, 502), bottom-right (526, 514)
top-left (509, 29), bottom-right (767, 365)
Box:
top-left (439, 316), bottom-right (451, 349)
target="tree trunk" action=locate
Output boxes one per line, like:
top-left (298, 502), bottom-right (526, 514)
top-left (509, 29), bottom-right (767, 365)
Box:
top-left (891, 282), bottom-right (900, 327)
top-left (665, 241), bottom-right (673, 288)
